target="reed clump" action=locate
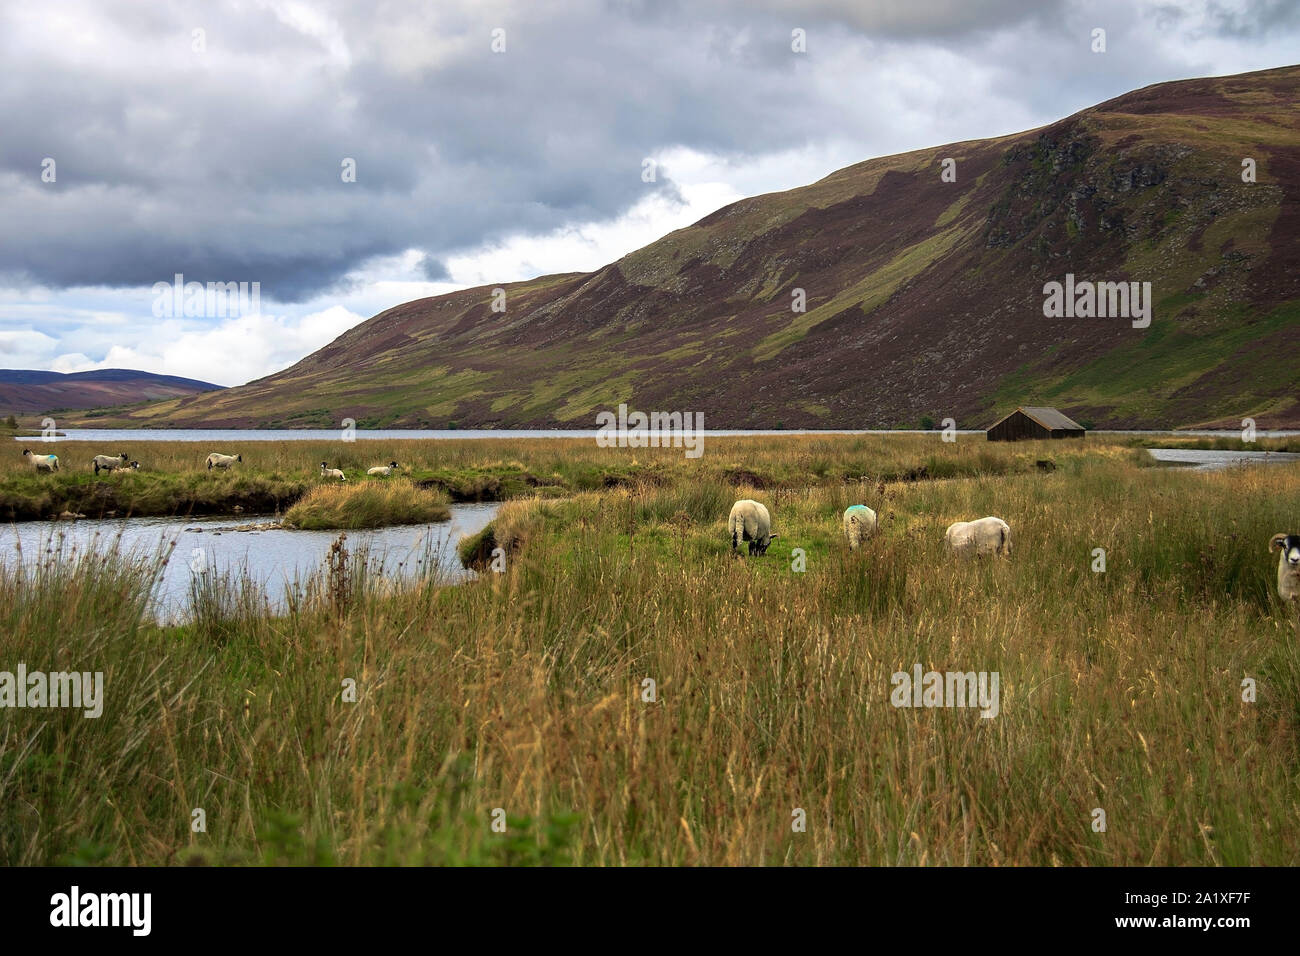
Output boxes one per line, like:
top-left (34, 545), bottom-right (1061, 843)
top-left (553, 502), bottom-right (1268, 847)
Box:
top-left (282, 479), bottom-right (451, 530)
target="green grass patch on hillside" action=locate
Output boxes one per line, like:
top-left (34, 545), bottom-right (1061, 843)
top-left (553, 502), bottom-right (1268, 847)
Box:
top-left (752, 226), bottom-right (972, 362)
top-left (989, 301), bottom-right (1300, 422)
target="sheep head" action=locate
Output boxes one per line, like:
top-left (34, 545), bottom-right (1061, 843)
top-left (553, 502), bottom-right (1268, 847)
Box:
top-left (1271, 533), bottom-right (1300, 567)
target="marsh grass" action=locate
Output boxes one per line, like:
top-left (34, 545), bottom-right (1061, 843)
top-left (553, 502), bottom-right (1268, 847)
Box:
top-left (1, 433), bottom-right (1107, 520)
top-left (283, 480), bottom-right (451, 530)
top-left (2, 438), bottom-right (1299, 865)
top-left (1135, 435), bottom-right (1300, 453)
top-left (186, 564), bottom-right (275, 646)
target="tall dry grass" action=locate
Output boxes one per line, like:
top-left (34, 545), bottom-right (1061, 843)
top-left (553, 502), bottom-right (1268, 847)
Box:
top-left (1, 440), bottom-right (1298, 865)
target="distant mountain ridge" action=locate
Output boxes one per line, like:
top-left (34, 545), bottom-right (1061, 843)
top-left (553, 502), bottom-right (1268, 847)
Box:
top-left (0, 368), bottom-right (223, 416)
top-left (79, 64), bottom-right (1300, 430)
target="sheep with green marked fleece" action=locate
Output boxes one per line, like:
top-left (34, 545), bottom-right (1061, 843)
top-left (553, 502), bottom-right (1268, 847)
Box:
top-left (843, 505), bottom-right (877, 550)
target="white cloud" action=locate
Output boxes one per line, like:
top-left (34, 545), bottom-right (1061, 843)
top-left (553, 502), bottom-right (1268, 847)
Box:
top-left (49, 306), bottom-right (363, 386)
top-left (0, 328), bottom-right (60, 367)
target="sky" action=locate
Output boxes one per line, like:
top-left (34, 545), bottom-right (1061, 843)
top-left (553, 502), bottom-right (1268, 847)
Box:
top-left (1, 0), bottom-right (1297, 387)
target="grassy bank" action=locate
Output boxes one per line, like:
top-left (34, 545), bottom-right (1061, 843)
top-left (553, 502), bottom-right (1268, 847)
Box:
top-left (284, 480), bottom-right (451, 530)
top-left (2, 437), bottom-right (1298, 865)
top-left (0, 433), bottom-right (1115, 521)
top-left (1128, 435), bottom-right (1300, 453)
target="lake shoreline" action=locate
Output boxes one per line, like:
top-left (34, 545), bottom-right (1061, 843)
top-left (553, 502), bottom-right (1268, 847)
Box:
top-left (5, 433), bottom-right (1298, 524)
top-left (0, 503), bottom-right (500, 622)
top-left (15, 426), bottom-right (1300, 442)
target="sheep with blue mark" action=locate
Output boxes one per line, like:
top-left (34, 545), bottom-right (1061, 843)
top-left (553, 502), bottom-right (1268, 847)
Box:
top-left (23, 448), bottom-right (59, 473)
top-left (843, 504), bottom-right (878, 550)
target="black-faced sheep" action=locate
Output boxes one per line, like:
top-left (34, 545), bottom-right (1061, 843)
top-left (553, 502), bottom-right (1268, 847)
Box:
top-left (23, 449), bottom-right (59, 472)
top-left (206, 453), bottom-right (241, 470)
top-left (320, 462), bottom-right (347, 481)
top-left (1270, 533), bottom-right (1300, 603)
top-left (92, 453), bottom-right (130, 474)
top-left (367, 461), bottom-right (399, 477)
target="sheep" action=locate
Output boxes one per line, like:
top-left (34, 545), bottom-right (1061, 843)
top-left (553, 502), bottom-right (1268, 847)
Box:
top-left (728, 499), bottom-right (777, 556)
top-left (92, 452), bottom-right (129, 475)
top-left (367, 461), bottom-right (399, 477)
top-left (22, 448), bottom-right (59, 473)
top-left (945, 516), bottom-right (1012, 558)
top-left (206, 453), bottom-right (242, 470)
top-left (1270, 533), bottom-right (1300, 603)
top-left (320, 462), bottom-right (347, 481)
top-left (843, 504), bottom-right (878, 550)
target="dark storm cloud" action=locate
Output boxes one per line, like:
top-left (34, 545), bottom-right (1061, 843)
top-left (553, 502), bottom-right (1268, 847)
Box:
top-left (0, 0), bottom-right (1292, 303)
top-left (0, 0), bottom-right (1084, 302)
top-left (418, 255), bottom-right (451, 282)
top-left (1153, 0), bottom-right (1300, 37)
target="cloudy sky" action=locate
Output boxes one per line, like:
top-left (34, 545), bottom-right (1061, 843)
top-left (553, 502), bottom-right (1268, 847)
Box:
top-left (1, 0), bottom-right (1297, 387)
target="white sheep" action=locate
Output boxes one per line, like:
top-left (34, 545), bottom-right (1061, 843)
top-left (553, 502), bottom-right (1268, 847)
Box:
top-left (945, 516), bottom-right (1012, 558)
top-left (206, 453), bottom-right (242, 470)
top-left (92, 452), bottom-right (129, 474)
top-left (843, 504), bottom-right (878, 550)
top-left (728, 499), bottom-right (777, 556)
top-left (320, 462), bottom-right (347, 481)
top-left (22, 448), bottom-right (59, 473)
top-left (1270, 533), bottom-right (1300, 603)
top-left (367, 461), bottom-right (399, 477)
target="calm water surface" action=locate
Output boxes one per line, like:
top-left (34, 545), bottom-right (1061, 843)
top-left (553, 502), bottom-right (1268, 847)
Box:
top-left (0, 502), bottom-right (499, 622)
top-left (1145, 448), bottom-right (1300, 470)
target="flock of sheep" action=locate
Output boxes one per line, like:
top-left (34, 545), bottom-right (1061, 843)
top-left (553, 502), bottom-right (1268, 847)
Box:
top-left (17, 446), bottom-right (1300, 604)
top-left (320, 459), bottom-right (400, 479)
top-left (208, 452), bottom-right (400, 478)
top-left (733, 497), bottom-right (1300, 605)
top-left (21, 448), bottom-right (401, 480)
top-left (728, 498), bottom-right (1012, 560)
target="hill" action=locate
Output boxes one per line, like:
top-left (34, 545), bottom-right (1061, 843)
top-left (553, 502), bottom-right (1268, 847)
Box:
top-left (84, 65), bottom-right (1300, 430)
top-left (0, 369), bottom-right (223, 417)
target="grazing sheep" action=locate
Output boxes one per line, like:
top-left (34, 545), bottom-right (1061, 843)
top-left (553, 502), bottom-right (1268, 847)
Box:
top-left (128, 460), bottom-right (140, 470)
top-left (728, 499), bottom-right (777, 556)
top-left (843, 504), bottom-right (878, 550)
top-left (1270, 533), bottom-right (1300, 603)
top-left (367, 461), bottom-right (399, 477)
top-left (945, 516), bottom-right (1012, 558)
top-left (206, 453), bottom-right (242, 470)
top-left (92, 452), bottom-right (130, 474)
top-left (22, 448), bottom-right (59, 472)
top-left (320, 462), bottom-right (347, 481)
